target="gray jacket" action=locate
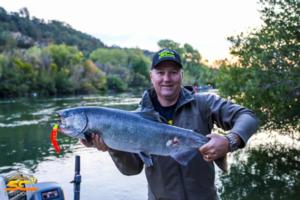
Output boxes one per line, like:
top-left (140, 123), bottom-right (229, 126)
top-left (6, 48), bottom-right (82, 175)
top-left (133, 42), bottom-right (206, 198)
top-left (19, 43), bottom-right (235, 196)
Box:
top-left (109, 87), bottom-right (259, 200)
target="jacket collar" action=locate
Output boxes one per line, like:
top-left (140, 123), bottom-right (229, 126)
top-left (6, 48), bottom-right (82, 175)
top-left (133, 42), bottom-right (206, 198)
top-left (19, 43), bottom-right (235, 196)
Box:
top-left (139, 86), bottom-right (194, 111)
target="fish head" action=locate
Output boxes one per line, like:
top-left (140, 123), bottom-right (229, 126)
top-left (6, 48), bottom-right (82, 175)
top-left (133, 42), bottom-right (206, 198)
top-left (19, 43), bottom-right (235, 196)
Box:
top-left (56, 108), bottom-right (88, 139)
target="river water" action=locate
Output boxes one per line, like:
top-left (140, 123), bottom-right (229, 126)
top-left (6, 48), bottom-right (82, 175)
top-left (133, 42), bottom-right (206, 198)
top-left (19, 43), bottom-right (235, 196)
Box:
top-left (0, 94), bottom-right (299, 200)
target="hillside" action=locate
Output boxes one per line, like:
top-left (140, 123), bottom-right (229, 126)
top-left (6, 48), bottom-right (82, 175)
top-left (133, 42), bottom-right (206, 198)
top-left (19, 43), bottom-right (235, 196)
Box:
top-left (0, 7), bottom-right (215, 98)
top-left (0, 7), bottom-right (105, 54)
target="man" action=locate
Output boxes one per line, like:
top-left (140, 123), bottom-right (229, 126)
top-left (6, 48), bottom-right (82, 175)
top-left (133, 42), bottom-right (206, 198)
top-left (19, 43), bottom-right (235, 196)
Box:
top-left (82, 48), bottom-right (259, 200)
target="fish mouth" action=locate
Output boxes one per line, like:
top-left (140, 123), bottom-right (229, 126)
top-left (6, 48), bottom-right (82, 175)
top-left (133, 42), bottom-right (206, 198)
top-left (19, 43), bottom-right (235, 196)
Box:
top-left (54, 112), bottom-right (65, 133)
top-left (52, 110), bottom-right (68, 135)
top-left (57, 118), bottom-right (65, 133)
top-left (55, 110), bottom-right (88, 139)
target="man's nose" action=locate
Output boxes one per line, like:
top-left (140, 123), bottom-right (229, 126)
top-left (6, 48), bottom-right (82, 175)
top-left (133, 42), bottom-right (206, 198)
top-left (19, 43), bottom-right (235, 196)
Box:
top-left (162, 73), bottom-right (172, 81)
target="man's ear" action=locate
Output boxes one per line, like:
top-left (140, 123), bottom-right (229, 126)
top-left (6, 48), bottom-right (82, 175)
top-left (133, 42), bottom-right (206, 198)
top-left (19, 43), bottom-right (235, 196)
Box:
top-left (149, 71), bottom-right (153, 84)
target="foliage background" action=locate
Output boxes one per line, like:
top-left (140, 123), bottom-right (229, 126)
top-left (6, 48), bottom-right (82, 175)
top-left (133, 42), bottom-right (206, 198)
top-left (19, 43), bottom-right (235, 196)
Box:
top-left (0, 0), bottom-right (299, 131)
top-left (215, 0), bottom-right (299, 131)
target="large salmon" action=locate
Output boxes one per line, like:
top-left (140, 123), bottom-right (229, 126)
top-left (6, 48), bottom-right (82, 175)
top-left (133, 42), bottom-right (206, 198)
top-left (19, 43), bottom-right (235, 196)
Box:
top-left (55, 106), bottom-right (227, 171)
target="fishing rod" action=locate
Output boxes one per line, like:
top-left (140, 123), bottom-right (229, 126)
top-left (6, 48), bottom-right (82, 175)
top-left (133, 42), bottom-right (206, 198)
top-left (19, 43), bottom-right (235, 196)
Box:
top-left (71, 155), bottom-right (81, 200)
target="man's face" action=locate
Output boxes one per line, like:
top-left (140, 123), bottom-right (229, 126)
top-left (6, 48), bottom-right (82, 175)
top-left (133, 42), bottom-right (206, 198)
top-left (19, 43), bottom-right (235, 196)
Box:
top-left (150, 61), bottom-right (183, 101)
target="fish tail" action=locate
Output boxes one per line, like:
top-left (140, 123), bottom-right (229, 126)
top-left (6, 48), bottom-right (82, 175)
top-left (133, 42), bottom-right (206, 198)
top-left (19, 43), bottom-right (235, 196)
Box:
top-left (171, 150), bottom-right (198, 166)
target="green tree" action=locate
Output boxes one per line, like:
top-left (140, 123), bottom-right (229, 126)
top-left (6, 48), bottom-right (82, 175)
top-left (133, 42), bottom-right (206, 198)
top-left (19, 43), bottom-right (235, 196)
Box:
top-left (107, 75), bottom-right (127, 92)
top-left (0, 57), bottom-right (34, 97)
top-left (76, 60), bottom-right (107, 93)
top-left (0, 31), bottom-right (17, 51)
top-left (90, 48), bottom-right (130, 83)
top-left (217, 0), bottom-right (300, 131)
top-left (158, 39), bottom-right (183, 54)
top-left (127, 49), bottom-right (150, 87)
top-left (0, 44), bottom-right (108, 97)
top-left (46, 44), bottom-right (83, 68)
top-left (90, 47), bottom-right (151, 88)
top-left (90, 48), bottom-right (128, 66)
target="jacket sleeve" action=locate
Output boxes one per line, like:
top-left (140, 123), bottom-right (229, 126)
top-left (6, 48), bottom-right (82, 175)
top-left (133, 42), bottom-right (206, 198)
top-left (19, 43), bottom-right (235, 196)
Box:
top-left (202, 94), bottom-right (259, 147)
top-left (108, 148), bottom-right (144, 176)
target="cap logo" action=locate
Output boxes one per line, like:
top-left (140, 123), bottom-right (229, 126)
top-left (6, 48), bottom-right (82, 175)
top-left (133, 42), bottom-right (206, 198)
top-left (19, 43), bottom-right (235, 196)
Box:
top-left (158, 50), bottom-right (175, 59)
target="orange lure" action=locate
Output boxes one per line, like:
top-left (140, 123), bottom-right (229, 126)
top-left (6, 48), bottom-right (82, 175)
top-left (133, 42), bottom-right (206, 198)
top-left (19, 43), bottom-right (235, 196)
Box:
top-left (50, 124), bottom-right (60, 153)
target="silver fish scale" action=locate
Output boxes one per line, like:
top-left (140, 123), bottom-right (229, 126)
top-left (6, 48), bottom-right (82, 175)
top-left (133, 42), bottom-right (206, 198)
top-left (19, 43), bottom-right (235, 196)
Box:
top-left (57, 106), bottom-right (227, 171)
top-left (81, 107), bottom-right (206, 155)
top-left (57, 106), bottom-right (213, 166)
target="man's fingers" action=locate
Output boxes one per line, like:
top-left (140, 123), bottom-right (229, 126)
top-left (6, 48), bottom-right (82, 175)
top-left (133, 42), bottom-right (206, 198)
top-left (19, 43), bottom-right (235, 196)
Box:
top-left (80, 138), bottom-right (93, 147)
top-left (200, 134), bottom-right (217, 153)
top-left (99, 137), bottom-right (109, 151)
top-left (94, 134), bottom-right (108, 151)
top-left (80, 133), bottom-right (108, 152)
top-left (206, 134), bottom-right (213, 139)
top-left (203, 154), bottom-right (213, 162)
top-left (200, 134), bottom-right (221, 161)
top-left (199, 139), bottom-right (213, 154)
top-left (209, 149), bottom-right (216, 155)
top-left (199, 144), bottom-right (208, 154)
top-left (200, 133), bottom-right (230, 162)
top-left (94, 134), bottom-right (102, 150)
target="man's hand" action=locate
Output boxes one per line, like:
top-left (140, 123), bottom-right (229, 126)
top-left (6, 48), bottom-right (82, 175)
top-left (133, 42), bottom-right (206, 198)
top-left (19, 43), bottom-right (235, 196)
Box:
top-left (199, 133), bottom-right (229, 162)
top-left (80, 133), bottom-right (109, 152)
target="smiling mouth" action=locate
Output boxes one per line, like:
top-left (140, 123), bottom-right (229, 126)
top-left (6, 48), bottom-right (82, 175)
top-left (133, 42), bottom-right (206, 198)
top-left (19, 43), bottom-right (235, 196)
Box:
top-left (161, 86), bottom-right (174, 90)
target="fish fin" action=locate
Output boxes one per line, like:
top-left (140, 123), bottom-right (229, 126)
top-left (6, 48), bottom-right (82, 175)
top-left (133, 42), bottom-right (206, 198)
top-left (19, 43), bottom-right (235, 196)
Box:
top-left (214, 156), bottom-right (228, 173)
top-left (138, 152), bottom-right (153, 167)
top-left (171, 150), bottom-right (198, 166)
top-left (135, 111), bottom-right (162, 122)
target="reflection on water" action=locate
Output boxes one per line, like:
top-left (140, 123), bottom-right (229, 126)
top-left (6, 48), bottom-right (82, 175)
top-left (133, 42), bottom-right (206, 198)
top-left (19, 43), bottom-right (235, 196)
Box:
top-left (0, 94), bottom-right (299, 199)
top-left (220, 133), bottom-right (300, 200)
top-left (0, 94), bottom-right (140, 173)
top-left (0, 94), bottom-right (147, 199)
top-left (34, 146), bottom-right (147, 200)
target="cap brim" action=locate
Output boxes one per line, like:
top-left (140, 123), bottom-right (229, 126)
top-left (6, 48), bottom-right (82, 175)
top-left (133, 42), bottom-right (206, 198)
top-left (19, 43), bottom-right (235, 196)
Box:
top-left (152, 58), bottom-right (182, 69)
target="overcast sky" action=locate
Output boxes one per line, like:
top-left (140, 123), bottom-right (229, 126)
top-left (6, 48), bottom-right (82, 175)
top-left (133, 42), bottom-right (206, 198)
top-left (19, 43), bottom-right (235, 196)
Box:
top-left (1, 0), bottom-right (263, 62)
